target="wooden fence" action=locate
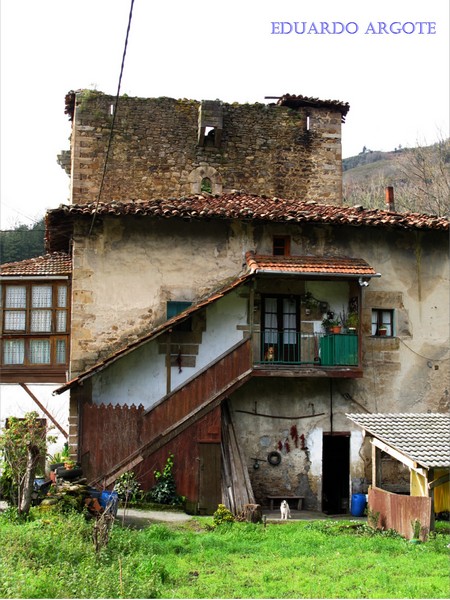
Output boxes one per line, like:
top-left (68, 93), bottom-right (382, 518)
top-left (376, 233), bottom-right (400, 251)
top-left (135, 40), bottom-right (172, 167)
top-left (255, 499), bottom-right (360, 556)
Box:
top-left (368, 487), bottom-right (432, 540)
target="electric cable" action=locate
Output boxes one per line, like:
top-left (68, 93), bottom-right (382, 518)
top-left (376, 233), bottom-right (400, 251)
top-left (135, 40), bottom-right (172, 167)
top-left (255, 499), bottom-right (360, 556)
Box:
top-left (88, 0), bottom-right (135, 236)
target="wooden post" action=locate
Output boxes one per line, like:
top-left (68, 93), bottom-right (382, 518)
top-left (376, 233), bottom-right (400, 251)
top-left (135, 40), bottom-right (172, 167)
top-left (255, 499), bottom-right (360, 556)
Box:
top-left (20, 383), bottom-right (68, 438)
top-left (428, 468), bottom-right (435, 532)
top-left (371, 441), bottom-right (382, 488)
top-left (166, 330), bottom-right (172, 395)
top-left (249, 283), bottom-right (255, 364)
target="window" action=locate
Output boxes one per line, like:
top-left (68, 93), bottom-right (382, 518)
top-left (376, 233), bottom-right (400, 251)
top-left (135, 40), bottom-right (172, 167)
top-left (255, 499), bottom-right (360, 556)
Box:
top-left (371, 309), bottom-right (394, 336)
top-left (273, 236), bottom-right (291, 256)
top-left (167, 301), bottom-right (192, 332)
top-left (201, 177), bottom-right (212, 193)
top-left (262, 296), bottom-right (300, 362)
top-left (1, 282), bottom-right (69, 368)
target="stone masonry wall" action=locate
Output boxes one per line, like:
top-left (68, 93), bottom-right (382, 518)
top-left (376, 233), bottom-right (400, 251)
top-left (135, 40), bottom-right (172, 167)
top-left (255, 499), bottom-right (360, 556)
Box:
top-left (68, 91), bottom-right (343, 205)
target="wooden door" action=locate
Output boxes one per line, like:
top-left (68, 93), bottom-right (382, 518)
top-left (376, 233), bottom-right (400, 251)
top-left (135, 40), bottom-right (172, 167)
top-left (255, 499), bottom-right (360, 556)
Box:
top-left (198, 443), bottom-right (221, 515)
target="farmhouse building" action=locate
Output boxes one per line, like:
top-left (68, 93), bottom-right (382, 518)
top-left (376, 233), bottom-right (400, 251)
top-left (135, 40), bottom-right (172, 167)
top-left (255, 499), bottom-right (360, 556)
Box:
top-left (0, 253), bottom-right (71, 453)
top-left (48, 90), bottom-right (449, 514)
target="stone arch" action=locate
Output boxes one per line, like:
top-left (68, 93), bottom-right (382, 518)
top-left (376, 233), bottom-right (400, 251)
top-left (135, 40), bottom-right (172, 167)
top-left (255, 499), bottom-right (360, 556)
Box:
top-left (188, 165), bottom-right (223, 195)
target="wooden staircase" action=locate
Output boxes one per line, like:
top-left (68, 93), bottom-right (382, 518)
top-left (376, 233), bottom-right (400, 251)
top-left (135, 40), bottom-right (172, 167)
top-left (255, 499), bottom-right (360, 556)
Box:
top-left (89, 337), bottom-right (253, 487)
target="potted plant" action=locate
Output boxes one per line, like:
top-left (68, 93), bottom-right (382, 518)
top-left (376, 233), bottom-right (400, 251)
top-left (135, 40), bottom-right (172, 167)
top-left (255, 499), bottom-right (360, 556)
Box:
top-left (63, 458), bottom-right (76, 470)
top-left (378, 325), bottom-right (388, 336)
top-left (322, 312), bottom-right (342, 334)
top-left (346, 311), bottom-right (359, 333)
top-left (330, 319), bottom-right (342, 334)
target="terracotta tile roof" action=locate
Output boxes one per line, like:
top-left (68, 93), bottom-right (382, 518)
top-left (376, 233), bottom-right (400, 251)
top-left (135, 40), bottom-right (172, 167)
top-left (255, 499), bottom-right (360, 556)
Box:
top-left (277, 93), bottom-right (350, 122)
top-left (246, 251), bottom-right (379, 277)
top-left (46, 195), bottom-right (448, 248)
top-left (346, 413), bottom-right (450, 468)
top-left (0, 253), bottom-right (71, 277)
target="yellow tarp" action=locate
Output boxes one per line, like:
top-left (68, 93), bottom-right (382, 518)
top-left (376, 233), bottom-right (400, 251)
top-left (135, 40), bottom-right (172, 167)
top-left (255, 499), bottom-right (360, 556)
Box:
top-left (434, 469), bottom-right (450, 513)
top-left (410, 469), bottom-right (449, 512)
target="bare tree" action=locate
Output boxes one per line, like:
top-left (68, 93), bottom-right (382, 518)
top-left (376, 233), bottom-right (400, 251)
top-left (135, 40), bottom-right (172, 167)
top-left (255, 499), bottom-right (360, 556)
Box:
top-left (396, 138), bottom-right (450, 216)
top-left (343, 138), bottom-right (450, 216)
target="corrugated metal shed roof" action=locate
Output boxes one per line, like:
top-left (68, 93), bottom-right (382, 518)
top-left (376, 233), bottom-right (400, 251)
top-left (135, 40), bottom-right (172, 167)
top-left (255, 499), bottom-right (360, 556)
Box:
top-left (346, 413), bottom-right (450, 468)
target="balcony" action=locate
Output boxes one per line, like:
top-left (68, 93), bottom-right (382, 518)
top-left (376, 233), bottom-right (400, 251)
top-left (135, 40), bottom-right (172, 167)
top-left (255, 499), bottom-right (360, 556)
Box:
top-left (253, 330), bottom-right (361, 378)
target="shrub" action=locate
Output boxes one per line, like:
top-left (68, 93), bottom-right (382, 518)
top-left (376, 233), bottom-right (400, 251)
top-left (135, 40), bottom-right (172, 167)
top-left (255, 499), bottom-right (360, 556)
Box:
top-left (213, 504), bottom-right (235, 527)
top-left (114, 471), bottom-right (142, 503)
top-left (147, 454), bottom-right (183, 506)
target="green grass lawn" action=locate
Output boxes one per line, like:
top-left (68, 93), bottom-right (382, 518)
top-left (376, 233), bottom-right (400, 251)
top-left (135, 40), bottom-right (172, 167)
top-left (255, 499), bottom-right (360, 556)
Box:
top-left (0, 510), bottom-right (448, 598)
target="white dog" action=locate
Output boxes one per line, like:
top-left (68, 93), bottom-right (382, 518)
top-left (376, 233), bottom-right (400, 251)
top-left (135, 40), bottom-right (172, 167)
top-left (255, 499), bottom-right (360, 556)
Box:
top-left (280, 499), bottom-right (291, 520)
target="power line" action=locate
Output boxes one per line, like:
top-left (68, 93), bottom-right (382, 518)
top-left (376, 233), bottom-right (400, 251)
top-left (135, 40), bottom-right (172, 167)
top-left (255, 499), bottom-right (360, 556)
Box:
top-left (88, 0), bottom-right (136, 236)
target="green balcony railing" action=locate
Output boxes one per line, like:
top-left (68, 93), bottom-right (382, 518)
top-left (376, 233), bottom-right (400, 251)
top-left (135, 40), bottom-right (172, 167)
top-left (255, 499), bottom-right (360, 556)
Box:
top-left (258, 331), bottom-right (358, 366)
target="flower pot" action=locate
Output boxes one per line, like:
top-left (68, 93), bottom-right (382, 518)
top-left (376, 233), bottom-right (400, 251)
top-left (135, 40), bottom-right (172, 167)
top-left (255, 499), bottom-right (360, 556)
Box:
top-left (378, 329), bottom-right (387, 336)
top-left (330, 326), bottom-right (342, 334)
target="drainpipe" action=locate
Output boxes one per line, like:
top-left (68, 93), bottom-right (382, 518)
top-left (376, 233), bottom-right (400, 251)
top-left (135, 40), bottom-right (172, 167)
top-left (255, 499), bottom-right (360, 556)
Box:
top-left (385, 186), bottom-right (395, 211)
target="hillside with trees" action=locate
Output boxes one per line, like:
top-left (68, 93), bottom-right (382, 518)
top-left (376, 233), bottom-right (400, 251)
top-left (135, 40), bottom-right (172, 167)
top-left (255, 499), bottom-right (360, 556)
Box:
top-left (0, 219), bottom-right (45, 264)
top-left (343, 139), bottom-right (450, 217)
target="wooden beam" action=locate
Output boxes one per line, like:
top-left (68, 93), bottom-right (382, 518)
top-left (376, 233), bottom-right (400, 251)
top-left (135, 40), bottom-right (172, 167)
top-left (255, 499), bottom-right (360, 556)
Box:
top-left (371, 438), bottom-right (427, 477)
top-left (20, 383), bottom-right (68, 438)
top-left (235, 409), bottom-right (325, 420)
top-left (166, 330), bottom-right (171, 395)
top-left (428, 471), bottom-right (450, 490)
top-left (372, 441), bottom-right (382, 488)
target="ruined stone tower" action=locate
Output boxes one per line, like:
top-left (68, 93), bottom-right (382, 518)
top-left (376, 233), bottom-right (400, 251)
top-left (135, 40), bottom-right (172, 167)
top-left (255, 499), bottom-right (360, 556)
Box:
top-left (60, 90), bottom-right (349, 205)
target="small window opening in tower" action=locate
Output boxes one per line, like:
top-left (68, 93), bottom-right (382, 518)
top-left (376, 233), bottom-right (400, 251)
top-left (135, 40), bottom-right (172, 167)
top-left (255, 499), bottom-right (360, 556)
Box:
top-left (110, 104), bottom-right (114, 116)
top-left (306, 115), bottom-right (310, 131)
top-left (204, 126), bottom-right (216, 147)
top-left (201, 177), bottom-right (212, 193)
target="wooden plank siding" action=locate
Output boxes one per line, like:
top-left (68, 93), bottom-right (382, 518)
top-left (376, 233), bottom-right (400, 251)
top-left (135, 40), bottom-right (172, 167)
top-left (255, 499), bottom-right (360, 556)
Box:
top-left (368, 487), bottom-right (432, 540)
top-left (80, 338), bottom-right (252, 506)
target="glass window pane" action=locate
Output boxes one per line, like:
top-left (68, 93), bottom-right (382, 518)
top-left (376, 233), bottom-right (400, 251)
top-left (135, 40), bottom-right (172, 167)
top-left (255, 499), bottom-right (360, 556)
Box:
top-left (56, 311), bottom-right (67, 332)
top-left (32, 286), bottom-right (52, 308)
top-left (382, 311), bottom-right (393, 336)
top-left (264, 298), bottom-right (278, 344)
top-left (283, 298), bottom-right (297, 343)
top-left (3, 340), bottom-right (25, 364)
top-left (31, 310), bottom-right (52, 332)
top-left (4, 311), bottom-right (26, 331)
top-left (5, 286), bottom-right (26, 308)
top-left (371, 310), bottom-right (378, 336)
top-left (29, 340), bottom-right (51, 364)
top-left (57, 286), bottom-right (67, 308)
top-left (56, 340), bottom-right (66, 364)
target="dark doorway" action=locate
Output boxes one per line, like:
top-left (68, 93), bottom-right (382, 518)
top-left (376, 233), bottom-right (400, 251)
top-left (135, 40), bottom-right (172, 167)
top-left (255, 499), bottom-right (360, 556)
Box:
top-left (198, 443), bottom-right (221, 515)
top-left (322, 433), bottom-right (350, 514)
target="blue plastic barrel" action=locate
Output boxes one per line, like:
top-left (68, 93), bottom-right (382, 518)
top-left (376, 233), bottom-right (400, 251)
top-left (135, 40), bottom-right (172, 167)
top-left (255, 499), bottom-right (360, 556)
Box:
top-left (100, 490), bottom-right (119, 516)
top-left (351, 493), bottom-right (366, 517)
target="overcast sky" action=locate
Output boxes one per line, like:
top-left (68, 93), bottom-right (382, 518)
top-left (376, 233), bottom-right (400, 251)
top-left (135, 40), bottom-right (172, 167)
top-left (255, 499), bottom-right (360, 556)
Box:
top-left (1, 0), bottom-right (448, 229)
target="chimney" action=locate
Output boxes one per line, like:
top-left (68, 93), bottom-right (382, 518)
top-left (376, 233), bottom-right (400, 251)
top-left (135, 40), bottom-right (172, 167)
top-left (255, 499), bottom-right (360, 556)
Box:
top-left (385, 186), bottom-right (395, 211)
